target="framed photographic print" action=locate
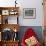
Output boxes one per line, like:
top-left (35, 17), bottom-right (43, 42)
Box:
top-left (23, 8), bottom-right (36, 19)
top-left (2, 10), bottom-right (9, 15)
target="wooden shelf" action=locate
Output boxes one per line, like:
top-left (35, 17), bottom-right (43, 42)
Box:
top-left (0, 24), bottom-right (20, 32)
top-left (0, 7), bottom-right (20, 46)
top-left (0, 7), bottom-right (19, 10)
top-left (0, 7), bottom-right (19, 24)
top-left (0, 40), bottom-right (19, 46)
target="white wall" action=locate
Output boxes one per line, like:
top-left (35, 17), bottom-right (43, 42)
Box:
top-left (0, 0), bottom-right (44, 26)
top-left (18, 0), bottom-right (44, 26)
top-left (0, 0), bottom-right (15, 7)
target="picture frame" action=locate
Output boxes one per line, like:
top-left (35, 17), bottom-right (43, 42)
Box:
top-left (2, 10), bottom-right (9, 15)
top-left (23, 8), bottom-right (36, 19)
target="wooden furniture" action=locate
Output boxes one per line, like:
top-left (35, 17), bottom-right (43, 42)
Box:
top-left (43, 0), bottom-right (46, 26)
top-left (0, 24), bottom-right (19, 32)
top-left (0, 7), bottom-right (19, 46)
top-left (2, 40), bottom-right (19, 46)
top-left (44, 29), bottom-right (46, 46)
top-left (43, 0), bottom-right (46, 46)
top-left (0, 41), bottom-right (2, 46)
top-left (0, 7), bottom-right (19, 24)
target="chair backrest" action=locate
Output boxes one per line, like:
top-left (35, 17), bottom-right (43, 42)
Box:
top-left (21, 28), bottom-right (36, 46)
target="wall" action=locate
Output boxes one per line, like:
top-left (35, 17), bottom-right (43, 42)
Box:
top-left (18, 0), bottom-right (44, 26)
top-left (0, 0), bottom-right (44, 26)
top-left (0, 0), bottom-right (15, 7)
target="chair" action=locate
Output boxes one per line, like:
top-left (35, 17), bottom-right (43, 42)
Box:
top-left (21, 28), bottom-right (41, 46)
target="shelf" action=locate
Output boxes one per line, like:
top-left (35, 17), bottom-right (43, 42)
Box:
top-left (2, 40), bottom-right (19, 43)
top-left (0, 7), bottom-right (19, 24)
top-left (0, 7), bottom-right (19, 15)
top-left (1, 15), bottom-right (18, 24)
top-left (1, 40), bottom-right (19, 46)
top-left (0, 7), bottom-right (19, 46)
top-left (0, 24), bottom-right (20, 32)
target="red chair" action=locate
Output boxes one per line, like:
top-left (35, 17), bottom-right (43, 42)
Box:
top-left (21, 28), bottom-right (41, 46)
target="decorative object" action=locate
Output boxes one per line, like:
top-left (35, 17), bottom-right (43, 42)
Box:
top-left (23, 8), bottom-right (36, 19)
top-left (14, 28), bottom-right (17, 32)
top-left (2, 10), bottom-right (9, 15)
top-left (2, 16), bottom-right (8, 24)
top-left (15, 0), bottom-right (17, 7)
top-left (25, 36), bottom-right (38, 46)
top-left (5, 18), bottom-right (8, 24)
top-left (2, 28), bottom-right (13, 41)
top-left (9, 10), bottom-right (18, 15)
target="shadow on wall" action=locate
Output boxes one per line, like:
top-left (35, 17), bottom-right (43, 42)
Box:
top-left (18, 26), bottom-right (44, 44)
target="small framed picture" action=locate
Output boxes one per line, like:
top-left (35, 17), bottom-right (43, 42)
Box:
top-left (23, 8), bottom-right (36, 19)
top-left (2, 10), bottom-right (9, 15)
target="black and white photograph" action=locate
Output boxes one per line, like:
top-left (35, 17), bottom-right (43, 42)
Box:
top-left (23, 8), bottom-right (36, 19)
